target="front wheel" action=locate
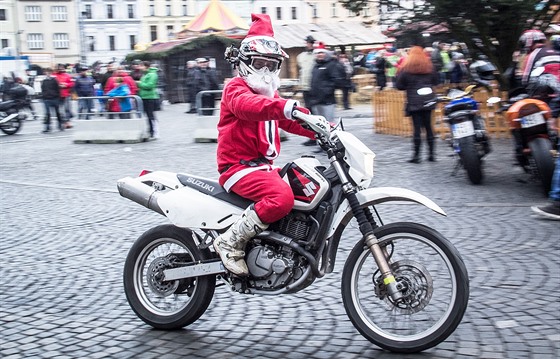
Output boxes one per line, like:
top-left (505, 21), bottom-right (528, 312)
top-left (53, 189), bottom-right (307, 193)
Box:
top-left (528, 137), bottom-right (555, 194)
top-left (341, 222), bottom-right (469, 353)
top-left (0, 112), bottom-right (23, 135)
top-left (123, 225), bottom-right (216, 329)
top-left (459, 136), bottom-right (483, 184)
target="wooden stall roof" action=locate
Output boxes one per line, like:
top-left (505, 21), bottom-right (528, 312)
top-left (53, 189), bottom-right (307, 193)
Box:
top-left (272, 22), bottom-right (392, 49)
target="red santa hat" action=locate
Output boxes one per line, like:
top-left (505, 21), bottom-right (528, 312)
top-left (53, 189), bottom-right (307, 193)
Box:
top-left (246, 13), bottom-right (275, 39)
top-left (313, 41), bottom-right (329, 54)
top-left (240, 13), bottom-right (287, 59)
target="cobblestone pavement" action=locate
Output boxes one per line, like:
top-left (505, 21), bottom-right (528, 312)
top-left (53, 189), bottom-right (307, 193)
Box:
top-left (1, 102), bottom-right (559, 359)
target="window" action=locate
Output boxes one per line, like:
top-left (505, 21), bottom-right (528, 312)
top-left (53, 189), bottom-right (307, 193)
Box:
top-left (128, 4), bottom-right (134, 18)
top-left (276, 7), bottom-right (281, 20)
top-left (182, 1), bottom-right (187, 16)
top-left (109, 35), bottom-right (115, 51)
top-left (166, 5), bottom-right (171, 16)
top-left (53, 33), bottom-right (69, 49)
top-left (129, 35), bottom-right (136, 50)
top-left (291, 7), bottom-right (297, 20)
top-left (84, 5), bottom-right (92, 19)
top-left (149, 5), bottom-right (155, 16)
top-left (0, 9), bottom-right (6, 21)
top-left (88, 36), bottom-right (95, 51)
top-left (1, 39), bottom-right (8, 48)
top-left (25, 6), bottom-right (42, 21)
top-left (260, 7), bottom-right (266, 14)
top-left (107, 4), bottom-right (113, 19)
top-left (27, 33), bottom-right (44, 49)
top-left (331, 3), bottom-right (337, 17)
top-left (51, 6), bottom-right (67, 21)
top-left (150, 26), bottom-right (157, 42)
top-left (167, 25), bottom-right (174, 39)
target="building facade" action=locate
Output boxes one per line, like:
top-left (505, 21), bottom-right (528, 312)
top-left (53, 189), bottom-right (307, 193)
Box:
top-left (6, 0), bottom-right (80, 67)
top-left (79, 0), bottom-right (142, 65)
top-left (0, 0), bottom-right (381, 70)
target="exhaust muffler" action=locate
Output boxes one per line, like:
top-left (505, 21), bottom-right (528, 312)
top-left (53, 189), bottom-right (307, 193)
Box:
top-left (117, 177), bottom-right (165, 216)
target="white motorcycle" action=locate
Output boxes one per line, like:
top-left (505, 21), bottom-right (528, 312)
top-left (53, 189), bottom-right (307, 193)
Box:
top-left (117, 110), bottom-right (469, 353)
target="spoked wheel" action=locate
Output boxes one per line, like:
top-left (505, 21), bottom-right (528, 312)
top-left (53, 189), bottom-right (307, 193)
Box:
top-left (341, 222), bottom-right (469, 353)
top-left (123, 225), bottom-right (216, 329)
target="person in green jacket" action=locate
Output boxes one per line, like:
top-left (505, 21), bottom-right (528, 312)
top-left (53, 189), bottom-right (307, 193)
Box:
top-left (137, 61), bottom-right (160, 139)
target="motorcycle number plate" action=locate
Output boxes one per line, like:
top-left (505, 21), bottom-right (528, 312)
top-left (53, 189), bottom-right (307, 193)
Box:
top-left (451, 121), bottom-right (475, 138)
top-left (520, 113), bottom-right (545, 128)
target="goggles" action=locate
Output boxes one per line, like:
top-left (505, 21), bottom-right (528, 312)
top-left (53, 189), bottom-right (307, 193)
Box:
top-left (251, 56), bottom-right (280, 72)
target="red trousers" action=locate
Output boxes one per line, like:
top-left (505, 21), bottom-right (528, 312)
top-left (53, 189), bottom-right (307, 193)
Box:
top-left (230, 168), bottom-right (294, 224)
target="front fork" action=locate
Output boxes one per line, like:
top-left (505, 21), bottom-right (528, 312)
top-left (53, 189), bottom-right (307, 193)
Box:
top-left (346, 190), bottom-right (403, 302)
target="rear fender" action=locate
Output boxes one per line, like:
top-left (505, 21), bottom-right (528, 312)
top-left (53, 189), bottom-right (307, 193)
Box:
top-left (158, 186), bottom-right (243, 230)
top-left (327, 187), bottom-right (446, 238)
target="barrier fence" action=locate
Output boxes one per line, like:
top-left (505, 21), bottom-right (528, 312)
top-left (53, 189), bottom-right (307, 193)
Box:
top-left (371, 85), bottom-right (512, 139)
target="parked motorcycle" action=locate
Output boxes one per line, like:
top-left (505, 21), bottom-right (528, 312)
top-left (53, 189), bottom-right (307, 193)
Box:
top-left (0, 85), bottom-right (31, 135)
top-left (427, 84), bottom-right (492, 184)
top-left (117, 110), bottom-right (469, 353)
top-left (488, 68), bottom-right (558, 193)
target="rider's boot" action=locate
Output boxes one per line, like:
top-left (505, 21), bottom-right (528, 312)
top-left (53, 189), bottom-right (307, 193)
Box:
top-left (213, 205), bottom-right (268, 276)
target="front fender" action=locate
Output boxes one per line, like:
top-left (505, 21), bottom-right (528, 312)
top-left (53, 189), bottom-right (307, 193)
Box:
top-left (327, 187), bottom-right (446, 238)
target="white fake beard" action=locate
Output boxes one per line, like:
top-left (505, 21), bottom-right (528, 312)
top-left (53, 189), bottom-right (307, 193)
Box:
top-left (245, 70), bottom-right (280, 98)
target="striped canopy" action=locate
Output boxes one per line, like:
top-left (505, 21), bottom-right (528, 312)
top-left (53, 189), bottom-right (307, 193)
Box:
top-left (183, 0), bottom-right (249, 32)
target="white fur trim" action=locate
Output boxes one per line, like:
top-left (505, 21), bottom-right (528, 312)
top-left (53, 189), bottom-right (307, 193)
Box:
top-left (284, 100), bottom-right (298, 119)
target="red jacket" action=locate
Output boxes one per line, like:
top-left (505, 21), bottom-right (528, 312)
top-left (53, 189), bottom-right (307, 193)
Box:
top-left (217, 77), bottom-right (315, 191)
top-left (104, 72), bottom-right (138, 112)
top-left (54, 71), bottom-right (74, 98)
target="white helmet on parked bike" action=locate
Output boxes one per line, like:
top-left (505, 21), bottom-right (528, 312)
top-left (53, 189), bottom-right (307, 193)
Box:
top-left (235, 14), bottom-right (288, 77)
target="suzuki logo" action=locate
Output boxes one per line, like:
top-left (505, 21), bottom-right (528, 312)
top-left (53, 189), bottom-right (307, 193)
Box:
top-left (302, 182), bottom-right (317, 197)
top-left (186, 177), bottom-right (215, 192)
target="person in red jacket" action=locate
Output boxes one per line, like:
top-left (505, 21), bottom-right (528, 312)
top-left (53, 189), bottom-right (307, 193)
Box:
top-left (214, 13), bottom-right (316, 276)
top-left (54, 63), bottom-right (74, 127)
top-left (104, 67), bottom-right (138, 118)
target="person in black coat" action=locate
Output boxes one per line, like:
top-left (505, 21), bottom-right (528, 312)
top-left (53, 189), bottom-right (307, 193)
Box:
top-left (395, 46), bottom-right (440, 163)
top-left (40, 68), bottom-right (64, 132)
top-left (308, 42), bottom-right (344, 123)
top-left (194, 57), bottom-right (219, 115)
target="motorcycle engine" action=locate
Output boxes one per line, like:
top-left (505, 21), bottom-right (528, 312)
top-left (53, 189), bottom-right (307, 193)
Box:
top-left (245, 241), bottom-right (305, 290)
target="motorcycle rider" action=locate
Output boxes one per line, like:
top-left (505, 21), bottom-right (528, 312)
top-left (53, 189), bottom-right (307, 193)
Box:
top-left (519, 30), bottom-right (560, 86)
top-left (214, 13), bottom-right (316, 276)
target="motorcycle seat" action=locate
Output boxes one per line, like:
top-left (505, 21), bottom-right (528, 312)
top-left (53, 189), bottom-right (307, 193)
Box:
top-left (446, 109), bottom-right (477, 120)
top-left (176, 173), bottom-right (253, 209)
top-left (0, 100), bottom-right (16, 111)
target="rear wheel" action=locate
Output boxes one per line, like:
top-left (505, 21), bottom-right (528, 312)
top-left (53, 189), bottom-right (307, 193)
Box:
top-left (123, 225), bottom-right (216, 329)
top-left (459, 136), bottom-right (483, 184)
top-left (0, 112), bottom-right (23, 135)
top-left (341, 222), bottom-right (469, 353)
top-left (528, 137), bottom-right (555, 194)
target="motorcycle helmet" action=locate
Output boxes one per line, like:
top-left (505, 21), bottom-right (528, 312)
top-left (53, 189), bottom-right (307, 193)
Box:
top-left (233, 14), bottom-right (288, 78)
top-left (471, 60), bottom-right (496, 81)
top-left (519, 29), bottom-right (547, 52)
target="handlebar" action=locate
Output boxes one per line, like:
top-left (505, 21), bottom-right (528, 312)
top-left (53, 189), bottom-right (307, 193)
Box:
top-left (292, 110), bottom-right (331, 138)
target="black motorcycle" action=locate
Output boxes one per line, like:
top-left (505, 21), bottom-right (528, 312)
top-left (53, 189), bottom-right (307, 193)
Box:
top-left (426, 84), bottom-right (492, 184)
top-left (0, 85), bottom-right (31, 135)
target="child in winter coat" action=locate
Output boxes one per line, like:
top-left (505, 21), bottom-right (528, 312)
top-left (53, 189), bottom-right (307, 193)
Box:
top-left (107, 77), bottom-right (132, 119)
